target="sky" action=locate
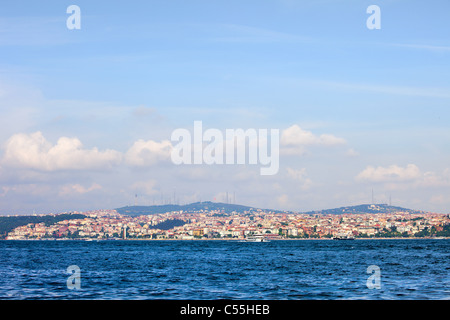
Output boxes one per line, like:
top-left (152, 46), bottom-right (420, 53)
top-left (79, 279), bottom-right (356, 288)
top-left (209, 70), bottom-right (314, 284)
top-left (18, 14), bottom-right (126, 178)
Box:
top-left (1, 0), bottom-right (450, 214)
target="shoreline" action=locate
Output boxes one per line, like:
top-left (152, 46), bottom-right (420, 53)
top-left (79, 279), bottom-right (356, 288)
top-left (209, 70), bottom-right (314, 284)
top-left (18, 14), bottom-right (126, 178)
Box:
top-left (1, 237), bottom-right (448, 241)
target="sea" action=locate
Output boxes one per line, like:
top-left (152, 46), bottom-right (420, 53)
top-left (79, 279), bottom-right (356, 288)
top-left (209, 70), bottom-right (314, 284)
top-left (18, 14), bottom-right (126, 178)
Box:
top-left (0, 239), bottom-right (448, 300)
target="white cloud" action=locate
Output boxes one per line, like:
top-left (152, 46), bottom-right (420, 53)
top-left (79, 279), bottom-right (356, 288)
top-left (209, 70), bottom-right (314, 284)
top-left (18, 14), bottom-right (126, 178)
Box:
top-left (59, 183), bottom-right (102, 196)
top-left (125, 139), bottom-right (173, 166)
top-left (2, 132), bottom-right (122, 171)
top-left (280, 125), bottom-right (346, 155)
top-left (0, 183), bottom-right (52, 197)
top-left (130, 180), bottom-right (159, 196)
top-left (356, 164), bottom-right (450, 189)
top-left (420, 169), bottom-right (450, 188)
top-left (0, 132), bottom-right (187, 173)
top-left (277, 194), bottom-right (289, 207)
top-left (356, 164), bottom-right (421, 182)
top-left (346, 148), bottom-right (360, 157)
top-left (286, 167), bottom-right (312, 190)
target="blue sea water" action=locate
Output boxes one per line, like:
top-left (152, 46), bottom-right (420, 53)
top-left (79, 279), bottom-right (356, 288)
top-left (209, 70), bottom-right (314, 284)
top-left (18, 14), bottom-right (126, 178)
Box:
top-left (0, 239), bottom-right (448, 300)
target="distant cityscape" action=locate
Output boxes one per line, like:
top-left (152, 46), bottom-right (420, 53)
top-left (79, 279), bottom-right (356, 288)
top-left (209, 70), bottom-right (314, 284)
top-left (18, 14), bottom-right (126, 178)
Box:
top-left (2, 202), bottom-right (449, 240)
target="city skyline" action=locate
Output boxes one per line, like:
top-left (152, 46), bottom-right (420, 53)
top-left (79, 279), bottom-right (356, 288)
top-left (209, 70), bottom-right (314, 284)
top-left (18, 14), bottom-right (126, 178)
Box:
top-left (1, 1), bottom-right (450, 214)
top-left (4, 205), bottom-right (450, 240)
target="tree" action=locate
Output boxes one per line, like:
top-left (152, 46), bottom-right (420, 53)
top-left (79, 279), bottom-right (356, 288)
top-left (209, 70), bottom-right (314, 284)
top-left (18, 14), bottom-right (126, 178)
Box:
top-left (430, 226), bottom-right (437, 235)
top-left (436, 224), bottom-right (450, 237)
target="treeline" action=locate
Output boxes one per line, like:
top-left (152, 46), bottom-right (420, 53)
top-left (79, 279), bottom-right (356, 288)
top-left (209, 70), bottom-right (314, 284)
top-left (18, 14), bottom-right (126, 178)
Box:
top-left (0, 214), bottom-right (87, 239)
top-left (371, 224), bottom-right (450, 238)
top-left (148, 219), bottom-right (186, 231)
top-left (415, 224), bottom-right (450, 237)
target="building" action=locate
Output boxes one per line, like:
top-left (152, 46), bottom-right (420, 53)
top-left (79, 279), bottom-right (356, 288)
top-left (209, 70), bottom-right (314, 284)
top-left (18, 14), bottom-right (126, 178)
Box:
top-left (193, 229), bottom-right (204, 237)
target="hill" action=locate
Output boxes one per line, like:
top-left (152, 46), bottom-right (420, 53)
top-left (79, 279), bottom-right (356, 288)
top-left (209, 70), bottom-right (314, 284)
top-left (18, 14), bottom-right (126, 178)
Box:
top-left (116, 201), bottom-right (283, 216)
top-left (0, 213), bottom-right (87, 239)
top-left (302, 203), bottom-right (429, 215)
top-left (116, 202), bottom-right (430, 217)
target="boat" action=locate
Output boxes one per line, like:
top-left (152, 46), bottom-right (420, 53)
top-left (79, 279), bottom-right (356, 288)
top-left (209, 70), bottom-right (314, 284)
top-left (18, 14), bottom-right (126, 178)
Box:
top-left (333, 235), bottom-right (355, 240)
top-left (245, 234), bottom-right (269, 242)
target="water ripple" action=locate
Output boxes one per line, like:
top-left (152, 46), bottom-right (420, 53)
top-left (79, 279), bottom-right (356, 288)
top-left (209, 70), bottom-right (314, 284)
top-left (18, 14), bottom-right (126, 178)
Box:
top-left (0, 239), bottom-right (448, 300)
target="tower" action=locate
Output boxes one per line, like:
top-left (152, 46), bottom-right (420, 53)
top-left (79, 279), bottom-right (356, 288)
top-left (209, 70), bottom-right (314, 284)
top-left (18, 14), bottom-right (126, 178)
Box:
top-left (123, 225), bottom-right (127, 240)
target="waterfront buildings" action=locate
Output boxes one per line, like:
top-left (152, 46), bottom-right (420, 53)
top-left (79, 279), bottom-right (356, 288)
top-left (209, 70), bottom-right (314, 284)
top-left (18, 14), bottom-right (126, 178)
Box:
top-left (4, 208), bottom-right (450, 240)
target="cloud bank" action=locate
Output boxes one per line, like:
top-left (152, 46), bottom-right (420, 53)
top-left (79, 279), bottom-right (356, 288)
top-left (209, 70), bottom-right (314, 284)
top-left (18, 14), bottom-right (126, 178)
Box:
top-left (2, 132), bottom-right (122, 171)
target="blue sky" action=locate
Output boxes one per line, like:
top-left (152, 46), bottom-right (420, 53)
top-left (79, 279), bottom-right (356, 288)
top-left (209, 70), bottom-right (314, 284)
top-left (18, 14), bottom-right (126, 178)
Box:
top-left (1, 1), bottom-right (450, 214)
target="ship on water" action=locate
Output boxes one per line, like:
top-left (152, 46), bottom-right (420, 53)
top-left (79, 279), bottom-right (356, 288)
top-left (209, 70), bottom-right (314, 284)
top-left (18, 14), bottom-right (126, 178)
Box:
top-left (333, 234), bottom-right (355, 240)
top-left (245, 234), bottom-right (269, 242)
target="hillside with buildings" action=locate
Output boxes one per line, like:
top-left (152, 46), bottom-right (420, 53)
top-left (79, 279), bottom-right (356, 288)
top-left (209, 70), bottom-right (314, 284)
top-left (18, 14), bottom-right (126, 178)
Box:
top-left (303, 204), bottom-right (428, 215)
top-left (116, 201), bottom-right (283, 216)
top-left (2, 202), bottom-right (449, 240)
